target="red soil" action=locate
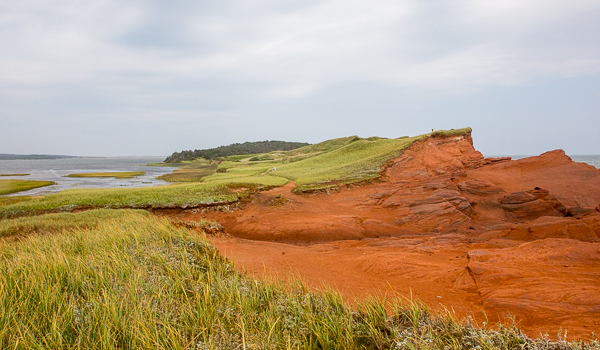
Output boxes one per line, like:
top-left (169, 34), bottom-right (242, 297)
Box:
top-left (157, 133), bottom-right (600, 339)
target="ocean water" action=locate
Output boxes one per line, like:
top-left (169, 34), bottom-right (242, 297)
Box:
top-left (489, 155), bottom-right (600, 169)
top-left (0, 157), bottom-right (177, 196)
top-left (570, 155), bottom-right (600, 169)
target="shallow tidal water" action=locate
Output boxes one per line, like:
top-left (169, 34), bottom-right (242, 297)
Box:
top-left (0, 157), bottom-right (177, 196)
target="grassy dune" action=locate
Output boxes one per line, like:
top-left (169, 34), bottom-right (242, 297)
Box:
top-left (0, 179), bottom-right (56, 195)
top-left (0, 210), bottom-right (592, 349)
top-left (65, 171), bottom-right (146, 179)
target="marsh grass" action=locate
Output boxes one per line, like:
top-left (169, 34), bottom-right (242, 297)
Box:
top-left (65, 171), bottom-right (146, 179)
top-left (0, 173), bottom-right (30, 176)
top-left (0, 210), bottom-right (595, 349)
top-left (158, 163), bottom-right (219, 182)
top-left (0, 209), bottom-right (134, 238)
top-left (0, 175), bottom-right (291, 219)
top-left (0, 179), bottom-right (56, 195)
top-left (0, 183), bottom-right (242, 219)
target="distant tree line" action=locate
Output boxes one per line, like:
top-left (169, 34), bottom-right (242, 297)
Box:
top-left (163, 140), bottom-right (310, 163)
top-left (0, 154), bottom-right (75, 160)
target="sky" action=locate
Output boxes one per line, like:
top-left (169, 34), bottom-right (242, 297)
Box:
top-left (1, 0), bottom-right (599, 157)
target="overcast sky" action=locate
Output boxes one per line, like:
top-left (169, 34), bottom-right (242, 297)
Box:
top-left (1, 0), bottom-right (599, 157)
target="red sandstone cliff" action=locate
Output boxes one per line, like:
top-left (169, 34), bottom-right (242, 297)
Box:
top-left (163, 131), bottom-right (600, 339)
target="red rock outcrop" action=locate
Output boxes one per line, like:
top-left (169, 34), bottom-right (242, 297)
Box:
top-left (158, 130), bottom-right (600, 339)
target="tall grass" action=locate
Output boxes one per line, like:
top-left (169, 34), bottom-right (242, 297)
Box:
top-left (0, 210), bottom-right (594, 349)
top-left (273, 136), bottom-right (420, 186)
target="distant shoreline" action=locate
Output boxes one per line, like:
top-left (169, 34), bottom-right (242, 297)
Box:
top-left (0, 154), bottom-right (105, 160)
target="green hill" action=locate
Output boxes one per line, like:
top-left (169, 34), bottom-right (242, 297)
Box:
top-left (200, 128), bottom-right (472, 192)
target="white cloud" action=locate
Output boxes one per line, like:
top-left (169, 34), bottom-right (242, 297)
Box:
top-left (0, 0), bottom-right (599, 155)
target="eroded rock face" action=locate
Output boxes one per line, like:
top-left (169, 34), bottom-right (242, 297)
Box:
top-left (507, 216), bottom-right (600, 242)
top-left (458, 180), bottom-right (504, 196)
top-left (499, 187), bottom-right (567, 221)
top-left (467, 239), bottom-right (600, 335)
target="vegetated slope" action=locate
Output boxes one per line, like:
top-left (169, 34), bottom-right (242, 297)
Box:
top-left (202, 128), bottom-right (473, 191)
top-left (0, 209), bottom-right (594, 349)
top-left (164, 140), bottom-right (310, 163)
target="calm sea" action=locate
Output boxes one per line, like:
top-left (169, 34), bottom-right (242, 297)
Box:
top-left (0, 157), bottom-right (177, 196)
top-left (490, 155), bottom-right (600, 168)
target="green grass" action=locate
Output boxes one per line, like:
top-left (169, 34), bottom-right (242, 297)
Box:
top-left (0, 183), bottom-right (240, 219)
top-left (224, 154), bottom-right (261, 162)
top-left (284, 136), bottom-right (363, 158)
top-left (65, 171), bottom-right (146, 179)
top-left (0, 210), bottom-right (594, 349)
top-left (0, 209), bottom-right (136, 238)
top-left (0, 179), bottom-right (56, 195)
top-left (0, 173), bottom-right (30, 177)
top-left (274, 136), bottom-right (418, 186)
